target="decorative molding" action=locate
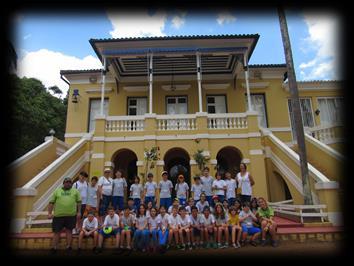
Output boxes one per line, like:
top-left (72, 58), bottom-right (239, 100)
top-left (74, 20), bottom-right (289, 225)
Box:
top-left (305, 134), bottom-right (344, 161)
top-left (92, 136), bottom-right (105, 142)
top-left (94, 115), bottom-right (106, 120)
top-left (85, 88), bottom-right (113, 93)
top-left (13, 187), bottom-right (37, 196)
top-left (123, 85), bottom-right (148, 92)
top-left (64, 133), bottom-right (86, 138)
top-left (136, 161), bottom-right (144, 166)
top-left (156, 160), bottom-right (165, 166)
top-left (105, 161), bottom-right (114, 167)
top-left (241, 158), bottom-right (250, 164)
top-left (161, 84), bottom-right (191, 91)
top-left (315, 181), bottom-right (339, 190)
top-left (269, 127), bottom-right (292, 132)
top-left (189, 160), bottom-right (197, 165)
top-left (203, 83), bottom-right (230, 90)
top-left (241, 82), bottom-right (270, 89)
top-left (249, 149), bottom-right (263, 155)
top-left (92, 153), bottom-right (105, 159)
top-left (209, 159), bottom-right (217, 165)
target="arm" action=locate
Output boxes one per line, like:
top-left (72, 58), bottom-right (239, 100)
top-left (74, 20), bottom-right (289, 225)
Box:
top-left (249, 174), bottom-right (255, 186)
top-left (48, 203), bottom-right (54, 219)
top-left (96, 189), bottom-right (100, 211)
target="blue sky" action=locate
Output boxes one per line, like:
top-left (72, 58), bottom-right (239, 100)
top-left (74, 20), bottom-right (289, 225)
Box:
top-left (12, 8), bottom-right (340, 94)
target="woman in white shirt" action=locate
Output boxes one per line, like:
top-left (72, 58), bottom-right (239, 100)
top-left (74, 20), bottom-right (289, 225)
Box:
top-left (236, 163), bottom-right (255, 204)
top-left (112, 169), bottom-right (127, 212)
top-left (212, 172), bottom-right (227, 205)
top-left (97, 168), bottom-right (113, 218)
top-left (130, 176), bottom-right (143, 212)
top-left (175, 174), bottom-right (189, 206)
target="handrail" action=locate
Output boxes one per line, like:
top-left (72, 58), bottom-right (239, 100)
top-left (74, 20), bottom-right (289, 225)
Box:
top-left (207, 112), bottom-right (248, 118)
top-left (305, 133), bottom-right (344, 161)
top-left (106, 115), bottom-right (145, 121)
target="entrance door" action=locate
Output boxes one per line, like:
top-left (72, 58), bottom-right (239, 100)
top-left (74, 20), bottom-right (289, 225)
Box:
top-left (166, 96), bottom-right (188, 114)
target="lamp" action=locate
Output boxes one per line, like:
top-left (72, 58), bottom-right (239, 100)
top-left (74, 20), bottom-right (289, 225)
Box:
top-left (49, 129), bottom-right (55, 136)
top-left (72, 89), bottom-right (80, 103)
top-left (315, 109), bottom-right (320, 116)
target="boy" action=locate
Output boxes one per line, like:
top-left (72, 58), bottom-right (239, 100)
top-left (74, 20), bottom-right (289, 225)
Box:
top-left (200, 206), bottom-right (217, 249)
top-left (158, 171), bottom-right (173, 209)
top-left (130, 176), bottom-right (143, 212)
top-left (239, 202), bottom-right (261, 247)
top-left (127, 198), bottom-right (137, 215)
top-left (85, 176), bottom-right (99, 217)
top-left (167, 206), bottom-right (180, 249)
top-left (120, 205), bottom-right (136, 250)
top-left (200, 167), bottom-right (214, 206)
top-left (78, 211), bottom-right (98, 254)
top-left (144, 173), bottom-right (157, 207)
top-left (73, 171), bottom-right (89, 234)
top-left (97, 207), bottom-right (120, 253)
top-left (212, 172), bottom-right (226, 204)
top-left (177, 206), bottom-right (192, 250)
top-left (196, 193), bottom-right (209, 213)
top-left (225, 171), bottom-right (237, 207)
top-left (191, 176), bottom-right (203, 202)
top-left (168, 198), bottom-right (181, 214)
top-left (157, 205), bottom-right (170, 252)
top-left (190, 206), bottom-right (203, 249)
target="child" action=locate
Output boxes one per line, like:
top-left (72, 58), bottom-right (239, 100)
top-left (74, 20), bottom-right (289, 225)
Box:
top-left (130, 176), bottom-right (143, 212)
top-left (175, 174), bottom-right (189, 206)
top-left (234, 199), bottom-right (242, 214)
top-left (134, 204), bottom-right (150, 252)
top-left (212, 172), bottom-right (226, 205)
top-left (200, 167), bottom-right (214, 206)
top-left (228, 206), bottom-right (242, 248)
top-left (148, 207), bottom-right (159, 253)
top-left (196, 193), bottom-right (209, 213)
top-left (78, 212), bottom-right (98, 254)
top-left (191, 176), bottom-right (203, 202)
top-left (225, 171), bottom-right (237, 207)
top-left (167, 206), bottom-right (180, 249)
top-left (211, 195), bottom-right (220, 213)
top-left (257, 197), bottom-right (278, 247)
top-left (158, 171), bottom-right (173, 209)
top-left (120, 205), bottom-right (135, 250)
top-left (250, 197), bottom-right (259, 215)
top-left (185, 197), bottom-right (195, 214)
top-left (178, 206), bottom-right (192, 250)
top-left (239, 202), bottom-right (261, 247)
top-left (127, 198), bottom-right (137, 215)
top-left (200, 206), bottom-right (217, 249)
top-left (73, 171), bottom-right (89, 234)
top-left (112, 169), bottom-right (128, 213)
top-left (222, 199), bottom-right (229, 214)
top-left (97, 168), bottom-right (113, 221)
top-left (168, 198), bottom-right (181, 214)
top-left (190, 206), bottom-right (203, 249)
top-left (85, 176), bottom-right (99, 218)
top-left (146, 201), bottom-right (153, 218)
top-left (214, 203), bottom-right (229, 248)
top-left (157, 205), bottom-right (170, 251)
top-left (144, 173), bottom-right (157, 207)
top-left (97, 207), bottom-right (120, 253)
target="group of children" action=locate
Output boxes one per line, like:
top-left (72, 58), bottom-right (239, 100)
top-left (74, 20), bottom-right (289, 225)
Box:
top-left (74, 166), bottom-right (278, 254)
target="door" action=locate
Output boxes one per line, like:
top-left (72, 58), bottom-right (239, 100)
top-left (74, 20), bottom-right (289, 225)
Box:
top-left (207, 95), bottom-right (227, 114)
top-left (246, 94), bottom-right (268, 128)
top-left (288, 98), bottom-right (315, 139)
top-left (166, 96), bottom-right (187, 114)
top-left (128, 97), bottom-right (147, 115)
top-left (88, 99), bottom-right (109, 132)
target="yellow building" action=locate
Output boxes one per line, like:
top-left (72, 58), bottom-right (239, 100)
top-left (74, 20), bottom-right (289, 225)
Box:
top-left (11, 35), bottom-right (344, 233)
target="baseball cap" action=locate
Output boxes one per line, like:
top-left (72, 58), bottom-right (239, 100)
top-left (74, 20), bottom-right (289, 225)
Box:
top-left (104, 168), bottom-right (111, 172)
top-left (63, 177), bottom-right (72, 183)
top-left (212, 195), bottom-right (219, 200)
top-left (161, 171), bottom-right (168, 176)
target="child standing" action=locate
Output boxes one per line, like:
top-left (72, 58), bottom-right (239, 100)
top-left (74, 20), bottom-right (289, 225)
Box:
top-left (177, 206), bottom-right (192, 250)
top-left (144, 173), bottom-right (157, 207)
top-left (175, 174), bottom-right (189, 206)
top-left (78, 212), bottom-right (98, 254)
top-left (196, 193), bottom-right (209, 213)
top-left (200, 167), bottom-right (214, 206)
top-left (73, 171), bottom-right (89, 234)
top-left (212, 172), bottom-right (227, 205)
top-left (225, 171), bottom-right (237, 207)
top-left (112, 169), bottom-right (128, 213)
top-left (214, 203), bottom-right (229, 249)
top-left (228, 206), bottom-right (242, 248)
top-left (158, 171), bottom-right (173, 209)
top-left (157, 205), bottom-right (170, 251)
top-left (134, 204), bottom-right (150, 252)
top-left (191, 176), bottom-right (203, 202)
top-left (130, 176), bottom-right (143, 212)
top-left (85, 176), bottom-right (99, 218)
top-left (200, 206), bottom-right (217, 249)
top-left (120, 206), bottom-right (135, 250)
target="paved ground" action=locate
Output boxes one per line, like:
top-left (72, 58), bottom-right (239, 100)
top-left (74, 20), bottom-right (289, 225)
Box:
top-left (12, 241), bottom-right (343, 259)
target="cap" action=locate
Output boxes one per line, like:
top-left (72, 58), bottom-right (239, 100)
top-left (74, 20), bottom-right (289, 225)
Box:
top-left (104, 168), bottom-right (112, 172)
top-left (212, 195), bottom-right (219, 200)
top-left (63, 177), bottom-right (72, 183)
top-left (173, 198), bottom-right (179, 202)
top-left (161, 171), bottom-right (168, 176)
top-left (178, 174), bottom-right (184, 179)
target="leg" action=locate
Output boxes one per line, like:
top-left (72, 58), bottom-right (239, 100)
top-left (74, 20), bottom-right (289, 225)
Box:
top-left (65, 229), bottom-right (73, 248)
top-left (261, 220), bottom-right (268, 240)
top-left (115, 232), bottom-right (120, 248)
top-left (168, 229), bottom-right (173, 244)
top-left (269, 222), bottom-right (278, 241)
top-left (178, 229), bottom-right (184, 245)
top-left (217, 227), bottom-right (222, 244)
top-left (93, 231), bottom-right (98, 248)
top-left (174, 229), bottom-right (179, 245)
top-left (120, 230), bottom-right (126, 248)
top-left (126, 231), bottom-right (132, 248)
top-left (185, 229), bottom-right (191, 243)
top-left (98, 232), bottom-right (104, 248)
top-left (52, 232), bottom-right (60, 249)
top-left (231, 226), bottom-right (236, 244)
top-left (78, 231), bottom-right (84, 248)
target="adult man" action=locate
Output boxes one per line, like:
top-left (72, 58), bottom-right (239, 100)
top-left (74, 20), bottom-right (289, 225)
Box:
top-left (48, 177), bottom-right (82, 254)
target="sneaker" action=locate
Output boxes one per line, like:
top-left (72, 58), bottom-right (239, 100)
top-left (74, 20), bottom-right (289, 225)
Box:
top-left (180, 244), bottom-right (186, 250)
top-left (240, 240), bottom-right (245, 247)
top-left (72, 228), bottom-right (79, 235)
top-left (213, 242), bottom-right (218, 249)
top-left (176, 244), bottom-right (181, 250)
top-left (236, 242), bottom-right (241, 248)
top-left (205, 242), bottom-right (210, 249)
top-left (217, 243), bottom-right (223, 249)
top-left (261, 239), bottom-right (267, 247)
top-left (188, 244), bottom-right (193, 250)
top-left (271, 240), bottom-right (279, 247)
top-left (224, 243), bottom-right (229, 249)
top-left (250, 240), bottom-right (257, 247)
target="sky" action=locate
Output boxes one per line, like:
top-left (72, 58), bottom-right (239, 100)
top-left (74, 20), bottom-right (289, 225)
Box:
top-left (11, 8), bottom-right (341, 96)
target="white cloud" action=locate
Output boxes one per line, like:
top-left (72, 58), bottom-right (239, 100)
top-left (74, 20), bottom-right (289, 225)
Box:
top-left (23, 34), bottom-right (31, 40)
top-left (299, 13), bottom-right (340, 80)
top-left (107, 10), bottom-right (167, 38)
top-left (172, 11), bottom-right (187, 29)
top-left (216, 11), bottom-right (236, 25)
top-left (17, 49), bottom-right (102, 96)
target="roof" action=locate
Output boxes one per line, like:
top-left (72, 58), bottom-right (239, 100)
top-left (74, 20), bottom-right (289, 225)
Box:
top-left (60, 69), bottom-right (102, 75)
top-left (249, 64), bottom-right (287, 68)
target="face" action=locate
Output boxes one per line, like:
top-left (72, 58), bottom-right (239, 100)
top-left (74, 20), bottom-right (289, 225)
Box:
top-left (172, 208), bottom-right (178, 215)
top-left (79, 174), bottom-right (85, 181)
top-left (104, 171), bottom-right (111, 177)
top-left (216, 174), bottom-right (221, 180)
top-left (178, 176), bottom-right (184, 183)
top-left (189, 199), bottom-right (194, 206)
top-left (195, 179), bottom-right (200, 184)
top-left (91, 179), bottom-right (97, 186)
top-left (139, 205), bottom-right (145, 215)
top-left (230, 209), bottom-right (237, 216)
top-left (162, 174), bottom-right (168, 180)
top-left (115, 171), bottom-right (122, 178)
top-left (108, 210), bottom-right (115, 217)
top-left (160, 207), bottom-right (166, 215)
top-left (88, 215), bottom-right (94, 221)
top-left (135, 178), bottom-right (139, 184)
top-left (192, 208), bottom-right (198, 217)
top-left (124, 209), bottom-right (130, 216)
top-left (128, 200), bottom-right (134, 206)
top-left (203, 169), bottom-right (209, 176)
top-left (173, 200), bottom-right (179, 206)
top-left (258, 198), bottom-right (266, 208)
top-left (148, 176), bottom-right (153, 181)
top-left (225, 172), bottom-right (231, 179)
top-left (243, 206), bottom-right (250, 212)
top-left (200, 194), bottom-right (206, 201)
top-left (240, 164), bottom-right (246, 172)
top-left (180, 209), bottom-right (186, 216)
top-left (147, 202), bottom-right (153, 209)
top-left (204, 209), bottom-right (210, 216)
top-left (235, 202), bottom-right (240, 208)
top-left (216, 205), bottom-right (222, 213)
top-left (223, 201), bottom-right (228, 208)
top-left (150, 208), bottom-right (157, 217)
top-left (63, 180), bottom-right (72, 189)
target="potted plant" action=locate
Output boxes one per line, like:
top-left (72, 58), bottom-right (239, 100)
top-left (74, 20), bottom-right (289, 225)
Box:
top-left (193, 149), bottom-right (210, 175)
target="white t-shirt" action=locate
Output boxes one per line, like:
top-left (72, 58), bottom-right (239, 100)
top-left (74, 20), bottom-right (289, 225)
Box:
top-left (136, 215), bottom-right (148, 229)
top-left (148, 216), bottom-right (159, 230)
top-left (200, 214), bottom-right (215, 226)
top-left (144, 181), bottom-right (157, 197)
top-left (103, 214), bottom-right (119, 227)
top-left (177, 214), bottom-right (191, 227)
top-left (190, 214), bottom-right (202, 226)
top-left (237, 172), bottom-right (252, 196)
top-left (87, 184), bottom-right (98, 207)
top-left (98, 176), bottom-right (113, 196)
top-left (82, 217), bottom-right (98, 231)
top-left (212, 179), bottom-right (226, 196)
top-left (168, 205), bottom-right (181, 214)
top-left (175, 182), bottom-right (189, 199)
top-left (215, 213), bottom-right (229, 226)
top-left (191, 183), bottom-right (203, 201)
top-left (74, 180), bottom-right (88, 204)
top-left (185, 205), bottom-right (192, 214)
top-left (112, 178), bottom-right (127, 196)
top-left (157, 213), bottom-right (170, 229)
top-left (130, 184), bottom-right (143, 199)
top-left (200, 175), bottom-right (214, 196)
top-left (159, 180), bottom-right (173, 198)
top-left (196, 200), bottom-right (209, 213)
top-left (239, 210), bottom-right (256, 228)
top-left (225, 179), bottom-right (237, 199)
top-left (168, 214), bottom-right (180, 227)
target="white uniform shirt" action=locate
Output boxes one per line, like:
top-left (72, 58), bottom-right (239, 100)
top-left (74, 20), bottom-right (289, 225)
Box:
top-left (212, 179), bottom-right (226, 196)
top-left (191, 183), bottom-right (203, 201)
top-left (74, 180), bottom-right (88, 204)
top-left (112, 178), bottom-right (127, 196)
top-left (200, 214), bottom-right (215, 226)
top-left (157, 213), bottom-right (170, 229)
top-left (190, 213), bottom-right (202, 226)
top-left (168, 214), bottom-right (180, 227)
top-left (225, 179), bottom-right (237, 199)
top-left (237, 172), bottom-right (252, 196)
top-left (82, 217), bottom-right (98, 231)
top-left (196, 200), bottom-right (209, 213)
top-left (200, 175), bottom-right (214, 196)
top-left (130, 184), bottom-right (143, 199)
top-left (87, 184), bottom-right (98, 207)
top-left (175, 182), bottom-right (189, 199)
top-left (136, 215), bottom-right (148, 229)
top-left (148, 216), bottom-right (159, 230)
top-left (144, 181), bottom-right (157, 197)
top-left (159, 180), bottom-right (173, 198)
top-left (98, 176), bottom-right (113, 196)
top-left (177, 214), bottom-right (191, 227)
top-left (103, 214), bottom-right (119, 227)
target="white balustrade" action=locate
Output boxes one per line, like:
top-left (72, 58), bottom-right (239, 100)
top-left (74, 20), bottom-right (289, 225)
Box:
top-left (157, 114), bottom-right (197, 131)
top-left (207, 113), bottom-right (248, 129)
top-left (106, 116), bottom-right (145, 132)
top-left (307, 124), bottom-right (338, 143)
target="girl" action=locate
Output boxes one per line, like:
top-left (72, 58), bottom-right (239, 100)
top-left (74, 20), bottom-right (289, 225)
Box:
top-left (214, 203), bottom-right (229, 249)
top-left (167, 206), bottom-right (180, 249)
top-left (236, 163), bottom-right (255, 204)
top-left (190, 206), bottom-right (203, 249)
top-left (144, 173), bottom-right (157, 207)
top-left (257, 197), bottom-right (278, 247)
top-left (134, 204), bottom-right (150, 252)
top-left (228, 206), bottom-right (242, 248)
top-left (212, 172), bottom-right (227, 205)
top-left (200, 167), bottom-right (214, 206)
top-left (191, 176), bottom-right (203, 202)
top-left (178, 206), bottom-right (192, 250)
top-left (222, 199), bottom-right (229, 214)
top-left (130, 176), bottom-right (143, 212)
top-left (196, 192), bottom-right (209, 213)
top-left (146, 201), bottom-right (153, 218)
top-left (112, 169), bottom-right (127, 213)
top-left (239, 202), bottom-right (261, 247)
top-left (148, 207), bottom-right (159, 252)
top-left (85, 176), bottom-right (99, 218)
top-left (250, 197), bottom-right (259, 215)
top-left (200, 206), bottom-right (216, 249)
top-left (120, 206), bottom-right (135, 250)
top-left (158, 171), bottom-right (173, 209)
top-left (175, 174), bottom-right (189, 206)
top-left (234, 199), bottom-right (242, 214)
top-left (185, 198), bottom-right (195, 215)
top-left (157, 205), bottom-right (170, 251)
top-left (225, 171), bottom-right (237, 207)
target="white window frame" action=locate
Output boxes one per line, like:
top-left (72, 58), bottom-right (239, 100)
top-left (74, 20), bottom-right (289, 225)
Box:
top-left (166, 96), bottom-right (188, 115)
top-left (127, 97), bottom-right (147, 116)
top-left (316, 96), bottom-right (344, 126)
top-left (206, 95), bottom-right (227, 114)
top-left (245, 93), bottom-right (268, 128)
top-left (88, 98), bottom-right (109, 132)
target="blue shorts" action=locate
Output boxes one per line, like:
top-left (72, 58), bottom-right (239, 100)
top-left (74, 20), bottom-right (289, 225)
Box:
top-left (192, 228), bottom-right (202, 236)
top-left (178, 198), bottom-right (187, 206)
top-left (241, 225), bottom-right (261, 235)
top-left (99, 228), bottom-right (120, 237)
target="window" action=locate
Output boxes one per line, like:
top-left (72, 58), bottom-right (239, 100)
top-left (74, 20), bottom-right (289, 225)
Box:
top-left (288, 98), bottom-right (314, 139)
top-left (317, 97), bottom-right (343, 125)
top-left (206, 95), bottom-right (227, 114)
top-left (128, 97), bottom-right (147, 115)
top-left (245, 94), bottom-right (268, 128)
top-left (88, 99), bottom-right (109, 132)
top-left (166, 96), bottom-right (188, 114)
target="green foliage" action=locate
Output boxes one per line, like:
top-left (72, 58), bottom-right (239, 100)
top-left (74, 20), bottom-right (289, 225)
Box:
top-left (142, 146), bottom-right (160, 184)
top-left (193, 149), bottom-right (210, 174)
top-left (9, 75), bottom-right (67, 161)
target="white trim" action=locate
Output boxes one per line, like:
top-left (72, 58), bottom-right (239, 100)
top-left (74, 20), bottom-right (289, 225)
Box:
top-left (315, 181), bottom-right (339, 190)
top-left (23, 137), bottom-right (89, 189)
top-left (64, 133), bottom-right (86, 138)
top-left (11, 218), bottom-right (26, 234)
top-left (86, 88), bottom-right (113, 93)
top-left (327, 212), bottom-right (343, 226)
top-left (241, 82), bottom-right (270, 89)
top-left (285, 141), bottom-right (296, 147)
top-left (269, 127), bottom-right (292, 132)
top-left (305, 134), bottom-right (344, 161)
top-left (282, 81), bottom-right (341, 92)
top-left (241, 158), bottom-right (250, 164)
top-left (203, 83), bottom-right (230, 90)
top-left (264, 146), bottom-right (272, 158)
top-left (161, 84), bottom-right (191, 91)
top-left (56, 147), bottom-right (66, 156)
top-left (136, 161), bottom-right (144, 166)
top-left (156, 160), bottom-right (165, 166)
top-left (209, 159), bottom-right (217, 165)
top-left (322, 138), bottom-right (344, 145)
top-left (32, 151), bottom-right (90, 212)
top-left (195, 112), bottom-right (208, 117)
top-left (44, 136), bottom-right (54, 142)
top-left (56, 139), bottom-right (70, 148)
top-left (249, 149), bottom-right (263, 155)
top-left (104, 161), bottom-right (114, 167)
top-left (92, 153), bottom-right (105, 159)
top-left (189, 160), bottom-right (197, 165)
top-left (92, 136), bottom-right (105, 142)
top-left (13, 187), bottom-right (37, 196)
top-left (95, 114), bottom-right (106, 120)
top-left (123, 85), bottom-right (148, 92)
top-left (67, 76), bottom-right (115, 85)
top-left (8, 138), bottom-right (53, 169)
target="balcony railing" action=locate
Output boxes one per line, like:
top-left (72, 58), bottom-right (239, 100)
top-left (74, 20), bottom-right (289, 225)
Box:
top-left (156, 114), bottom-right (197, 131)
top-left (306, 124), bottom-right (343, 144)
top-left (106, 116), bottom-right (145, 132)
top-left (207, 113), bottom-right (248, 129)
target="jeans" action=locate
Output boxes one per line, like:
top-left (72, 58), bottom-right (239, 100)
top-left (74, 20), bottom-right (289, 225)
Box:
top-left (217, 195), bottom-right (225, 203)
top-left (112, 196), bottom-right (124, 212)
top-left (134, 229), bottom-right (150, 250)
top-left (160, 197), bottom-right (172, 209)
top-left (144, 196), bottom-right (155, 207)
top-left (228, 197), bottom-right (236, 207)
top-left (178, 197), bottom-right (187, 206)
top-left (205, 195), bottom-right (213, 206)
top-left (133, 198), bottom-right (141, 211)
top-left (99, 195), bottom-right (112, 216)
top-left (158, 229), bottom-right (169, 246)
top-left (150, 229), bottom-right (159, 245)
top-left (241, 195), bottom-right (252, 205)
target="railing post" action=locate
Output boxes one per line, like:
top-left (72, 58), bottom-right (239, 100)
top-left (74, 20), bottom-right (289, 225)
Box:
top-left (89, 115), bottom-right (106, 177)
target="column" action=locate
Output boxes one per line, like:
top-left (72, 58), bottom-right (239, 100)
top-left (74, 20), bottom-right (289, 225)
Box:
top-left (244, 54), bottom-right (253, 111)
top-left (149, 53), bottom-right (153, 114)
top-left (100, 57), bottom-right (107, 115)
top-left (196, 52), bottom-right (203, 113)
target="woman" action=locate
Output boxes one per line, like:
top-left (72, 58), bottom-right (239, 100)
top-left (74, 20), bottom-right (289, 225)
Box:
top-left (257, 197), bottom-right (278, 247)
top-left (236, 163), bottom-right (255, 204)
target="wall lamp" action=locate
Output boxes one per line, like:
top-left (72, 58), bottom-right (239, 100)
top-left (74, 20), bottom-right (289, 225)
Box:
top-left (72, 89), bottom-right (80, 103)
